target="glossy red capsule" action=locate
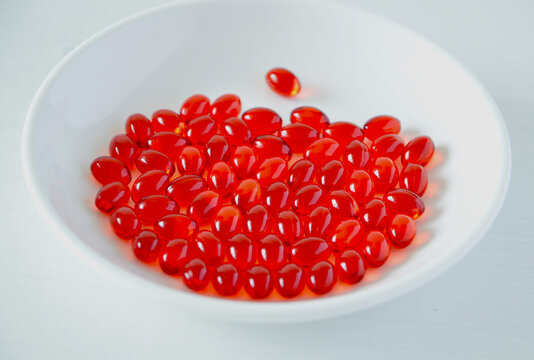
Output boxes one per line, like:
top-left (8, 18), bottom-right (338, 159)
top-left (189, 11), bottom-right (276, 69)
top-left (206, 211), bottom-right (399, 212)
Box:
top-left (336, 249), bottom-right (366, 284)
top-left (244, 265), bottom-right (273, 299)
top-left (324, 122), bottom-right (364, 146)
top-left (265, 67), bottom-right (301, 97)
top-left (256, 157), bottom-right (288, 188)
top-left (166, 175), bottom-right (207, 205)
top-left (213, 206), bottom-right (242, 239)
top-left (304, 138), bottom-right (343, 166)
top-left (273, 210), bottom-right (302, 245)
top-left (177, 146), bottom-right (205, 176)
top-left (400, 163), bottom-right (428, 196)
top-left (305, 206), bottom-right (337, 238)
top-left (212, 263), bottom-right (242, 296)
top-left (242, 107), bottom-right (282, 137)
top-left (147, 132), bottom-right (188, 161)
top-left (324, 190), bottom-right (358, 219)
top-left (361, 231), bottom-right (391, 267)
top-left (208, 162), bottom-right (236, 198)
top-left (183, 258), bottom-right (210, 291)
top-left (288, 159), bottom-right (315, 190)
top-left (259, 234), bottom-right (287, 271)
top-left (371, 134), bottom-right (405, 160)
top-left (370, 157), bottom-right (399, 192)
top-left (263, 182), bottom-right (291, 214)
top-left (110, 206), bottom-right (141, 239)
top-left (290, 237), bottom-right (331, 267)
top-left (278, 123), bottom-right (319, 153)
top-left (344, 140), bottom-right (371, 170)
top-left (275, 263), bottom-right (306, 298)
top-left (318, 160), bottom-right (346, 190)
top-left (125, 113), bottom-right (154, 147)
top-left (403, 136), bottom-right (435, 166)
top-left (193, 230), bottom-right (225, 266)
top-left (135, 195), bottom-right (179, 223)
top-left (388, 214), bottom-right (417, 248)
top-left (109, 134), bottom-right (138, 169)
top-left (293, 184), bottom-right (324, 215)
top-left (347, 170), bottom-right (375, 205)
top-left (383, 189), bottom-right (425, 219)
top-left (222, 117), bottom-right (252, 145)
top-left (131, 170), bottom-right (169, 202)
top-left (210, 94), bottom-right (242, 122)
top-left (252, 135), bottom-right (292, 162)
top-left (307, 261), bottom-right (337, 295)
top-left (95, 182), bottom-right (130, 213)
top-left (243, 205), bottom-right (271, 241)
top-left (151, 109), bottom-right (183, 134)
top-left (154, 213), bottom-right (198, 241)
top-left (232, 179), bottom-right (261, 210)
top-left (188, 190), bottom-right (222, 224)
top-left (330, 219), bottom-right (364, 251)
top-left (91, 156), bottom-right (131, 185)
top-left (227, 234), bottom-right (256, 271)
top-left (205, 135), bottom-right (231, 164)
top-left (361, 199), bottom-right (388, 229)
top-left (180, 94), bottom-right (210, 123)
top-left (132, 230), bottom-right (160, 262)
top-left (186, 115), bottom-right (217, 144)
top-left (136, 149), bottom-right (175, 176)
top-left (159, 239), bottom-right (190, 275)
top-left (229, 145), bottom-right (258, 179)
top-left (290, 106), bottom-right (330, 133)
top-left (363, 115), bottom-right (401, 141)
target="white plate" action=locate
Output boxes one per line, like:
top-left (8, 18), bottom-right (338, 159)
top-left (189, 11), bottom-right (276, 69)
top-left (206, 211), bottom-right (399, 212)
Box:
top-left (21, 0), bottom-right (511, 323)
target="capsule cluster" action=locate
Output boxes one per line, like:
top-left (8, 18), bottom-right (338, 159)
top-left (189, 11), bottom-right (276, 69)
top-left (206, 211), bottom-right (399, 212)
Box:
top-left (90, 91), bottom-right (435, 299)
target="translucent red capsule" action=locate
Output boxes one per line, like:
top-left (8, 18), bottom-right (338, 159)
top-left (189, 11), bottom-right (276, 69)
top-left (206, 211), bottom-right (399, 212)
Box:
top-left (344, 140), bottom-right (371, 170)
top-left (131, 170), bottom-right (169, 202)
top-left (227, 234), bottom-right (256, 271)
top-left (159, 239), bottom-right (190, 275)
top-left (318, 160), bottom-right (346, 190)
top-left (371, 134), bottom-right (405, 160)
top-left (363, 115), bottom-right (401, 141)
top-left (347, 170), bottom-right (375, 205)
top-left (188, 190), bottom-right (222, 224)
top-left (330, 219), bottom-right (364, 251)
top-left (290, 237), bottom-right (331, 267)
top-left (166, 175), bottom-right (207, 205)
top-left (208, 162), bottom-right (236, 198)
top-left (256, 157), bottom-right (288, 188)
top-left (361, 231), bottom-right (391, 267)
top-left (324, 190), bottom-right (358, 219)
top-left (278, 123), bottom-right (319, 153)
top-left (305, 206), bottom-right (337, 238)
top-left (183, 258), bottom-right (210, 291)
top-left (210, 94), bottom-right (242, 122)
top-left (177, 146), bottom-right (205, 176)
top-left (205, 135), bottom-right (231, 164)
top-left (275, 263), bottom-right (306, 298)
top-left (290, 106), bottom-right (330, 133)
top-left (110, 206), bottom-right (141, 239)
top-left (186, 115), bottom-right (217, 144)
top-left (243, 205), bottom-right (271, 241)
top-left (242, 107), bottom-right (282, 137)
top-left (222, 117), bottom-right (252, 145)
top-left (147, 132), bottom-right (188, 161)
top-left (293, 184), bottom-right (324, 215)
top-left (135, 195), bottom-right (179, 223)
top-left (109, 134), bottom-right (138, 169)
top-left (213, 205), bottom-right (242, 239)
top-left (307, 260), bottom-right (337, 295)
top-left (132, 230), bottom-right (161, 262)
top-left (400, 163), bottom-right (428, 196)
top-left (95, 182), bottom-right (130, 213)
top-left (265, 67), bottom-right (301, 97)
top-left (233, 179), bottom-right (262, 210)
top-left (91, 156), bottom-right (131, 185)
top-left (258, 234), bottom-right (287, 271)
top-left (370, 157), bottom-right (399, 192)
top-left (273, 210), bottom-right (302, 245)
top-left (324, 121), bottom-right (364, 146)
top-left (151, 109), bottom-right (183, 134)
top-left (193, 230), bottom-right (225, 266)
top-left (154, 213), bottom-right (198, 241)
top-left (212, 263), bottom-right (242, 296)
top-left (125, 113), bottom-right (154, 147)
top-left (263, 182), bottom-right (291, 214)
top-left (135, 150), bottom-right (175, 176)
top-left (288, 159), bottom-right (315, 190)
top-left (361, 199), bottom-right (388, 229)
top-left (252, 135), bottom-right (292, 162)
top-left (336, 249), bottom-right (366, 284)
top-left (244, 265), bottom-right (273, 299)
top-left (383, 189), bottom-right (425, 219)
top-left (403, 135), bottom-right (435, 166)
top-left (304, 138), bottom-right (343, 166)
top-left (180, 94), bottom-right (210, 123)
top-left (229, 145), bottom-right (258, 179)
top-left (388, 214), bottom-right (417, 248)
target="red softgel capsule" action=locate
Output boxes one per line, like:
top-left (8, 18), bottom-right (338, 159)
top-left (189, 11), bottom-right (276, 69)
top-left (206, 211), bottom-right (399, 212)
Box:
top-left (222, 117), bottom-right (252, 145)
top-left (336, 249), bottom-right (366, 284)
top-left (265, 67), bottom-right (301, 97)
top-left (183, 258), bottom-right (210, 291)
top-left (305, 206), bottom-right (336, 239)
top-left (229, 145), bottom-right (258, 179)
top-left (388, 214), bottom-right (417, 248)
top-left (180, 94), bottom-right (210, 123)
top-left (330, 219), bottom-right (364, 251)
top-left (109, 134), bottom-right (138, 169)
top-left (205, 135), bottom-right (231, 164)
top-left (125, 113), bottom-right (154, 147)
top-left (227, 234), bottom-right (256, 271)
top-left (213, 205), bottom-right (242, 239)
top-left (131, 170), bottom-right (169, 202)
top-left (147, 132), bottom-right (188, 161)
top-left (193, 230), bottom-right (225, 266)
top-left (151, 109), bottom-right (183, 134)
top-left (307, 260), bottom-right (337, 295)
top-left (318, 160), bottom-right (346, 190)
top-left (243, 204), bottom-right (271, 241)
top-left (208, 162), bottom-right (236, 198)
top-left (347, 169), bottom-right (375, 204)
top-left (233, 179), bottom-right (262, 210)
top-left (132, 230), bottom-right (160, 262)
top-left (273, 210), bottom-right (302, 245)
top-left (244, 265), bottom-right (274, 299)
top-left (188, 190), bottom-right (222, 225)
top-left (324, 190), bottom-right (358, 219)
top-left (136, 150), bottom-right (175, 176)
top-left (400, 163), bottom-right (428, 196)
top-left (290, 106), bottom-right (330, 133)
top-left (212, 263), bottom-right (242, 296)
top-left (177, 146), bottom-right (205, 176)
top-left (361, 231), bottom-right (391, 267)
top-left (252, 135), bottom-right (292, 162)
top-left (263, 182), bottom-right (291, 214)
top-left (290, 237), bottom-right (331, 267)
top-left (324, 121), bottom-right (364, 147)
top-left (256, 157), bottom-right (288, 188)
top-left (383, 189), bottom-right (425, 219)
top-left (304, 138), bottom-right (343, 166)
top-left (370, 157), bottom-right (399, 192)
top-left (278, 123), bottom-right (319, 153)
top-left (403, 135), bottom-right (435, 166)
top-left (242, 107), bottom-right (282, 137)
top-left (110, 206), bottom-right (141, 239)
top-left (210, 94), bottom-right (242, 122)
top-left (135, 195), bottom-right (179, 223)
top-left (361, 199), bottom-right (388, 230)
top-left (159, 239), bottom-right (190, 275)
top-left (344, 140), bottom-right (371, 170)
top-left (91, 156), bottom-right (131, 185)
top-left (293, 184), bottom-right (324, 215)
top-left (95, 182), bottom-right (130, 213)
top-left (166, 175), bottom-right (207, 206)
top-left (186, 115), bottom-right (217, 144)
top-left (288, 159), bottom-right (315, 190)
top-left (363, 115), bottom-right (401, 141)
top-left (371, 134), bottom-right (405, 160)
top-left (154, 213), bottom-right (198, 241)
top-left (275, 263), bottom-right (306, 298)
top-left (258, 234), bottom-right (287, 271)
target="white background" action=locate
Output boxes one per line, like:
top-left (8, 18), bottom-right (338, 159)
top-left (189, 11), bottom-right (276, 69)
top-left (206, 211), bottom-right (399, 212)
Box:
top-left (1, 0), bottom-right (533, 359)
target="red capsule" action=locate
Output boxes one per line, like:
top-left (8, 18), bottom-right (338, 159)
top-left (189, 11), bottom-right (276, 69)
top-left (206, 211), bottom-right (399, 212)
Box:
top-left (371, 134), bottom-right (405, 160)
top-left (205, 135), bottom-right (231, 164)
top-left (151, 109), bottom-right (183, 134)
top-left (91, 156), bottom-right (131, 185)
top-left (363, 115), bottom-right (401, 141)
top-left (147, 132), bottom-right (188, 160)
top-left (263, 182), bottom-right (291, 214)
top-left (336, 249), bottom-right (366, 284)
top-left (344, 140), bottom-right (371, 170)
top-left (290, 237), bottom-right (331, 267)
top-left (288, 159), bottom-right (315, 190)
top-left (110, 206), bottom-right (141, 239)
top-left (154, 213), bottom-right (198, 241)
top-left (212, 263), bottom-right (242, 296)
top-left (229, 145), bottom-right (258, 179)
top-left (188, 190), bottom-right (222, 224)
top-left (183, 258), bottom-right (210, 291)
top-left (370, 157), bottom-right (399, 192)
top-left (244, 265), bottom-right (273, 299)
top-left (109, 134), bottom-right (138, 169)
top-left (233, 179), bottom-right (262, 210)
top-left (95, 182), bottom-right (130, 213)
top-left (135, 195), bottom-right (179, 223)
top-left (166, 175), bottom-right (207, 205)
top-left (131, 170), bottom-right (169, 202)
top-left (222, 117), bottom-right (252, 145)
top-left (210, 94), bottom-right (242, 122)
top-left (304, 138), bottom-right (343, 166)
top-left (159, 239), bottom-right (190, 275)
top-left (330, 219), bottom-right (364, 251)
top-left (132, 230), bottom-right (160, 262)
top-left (273, 210), bottom-right (302, 245)
top-left (242, 107), bottom-right (282, 137)
top-left (265, 67), bottom-right (301, 97)
top-left (403, 135), bottom-right (435, 166)
top-left (177, 146), bottom-right (205, 176)
top-left (388, 214), bottom-right (417, 248)
top-left (305, 206), bottom-right (337, 238)
top-left (180, 94), bottom-right (210, 123)
top-left (347, 170), bottom-right (375, 205)
top-left (324, 122), bottom-right (364, 146)
top-left (275, 263), bottom-right (306, 298)
top-left (278, 123), bottom-right (319, 153)
top-left (290, 106), bottom-right (330, 132)
top-left (361, 231), bottom-right (391, 267)
top-left (213, 206), bottom-right (242, 239)
top-left (293, 185), bottom-right (324, 215)
top-left (243, 205), bottom-right (271, 241)
top-left (361, 199), bottom-right (388, 229)
top-left (186, 115), bottom-right (217, 144)
top-left (125, 113), bottom-right (154, 147)
top-left (259, 234), bottom-right (287, 271)
top-left (324, 190), bottom-right (358, 219)
top-left (136, 149), bottom-right (175, 176)
top-left (227, 234), bottom-right (256, 271)
top-left (307, 260), bottom-right (337, 295)
top-left (193, 230), bottom-right (225, 266)
top-left (252, 135), bottom-right (292, 162)
top-left (400, 163), bottom-right (428, 196)
top-left (318, 160), bottom-right (346, 190)
top-left (383, 189), bottom-right (425, 219)
top-left (208, 162), bottom-right (236, 198)
top-left (256, 157), bottom-right (288, 188)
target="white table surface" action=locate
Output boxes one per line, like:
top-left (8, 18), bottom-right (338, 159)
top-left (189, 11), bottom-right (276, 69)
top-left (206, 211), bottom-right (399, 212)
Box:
top-left (1, 0), bottom-right (533, 358)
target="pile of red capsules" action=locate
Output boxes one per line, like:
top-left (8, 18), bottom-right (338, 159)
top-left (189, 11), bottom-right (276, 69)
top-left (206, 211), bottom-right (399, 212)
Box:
top-left (90, 68), bottom-right (435, 299)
